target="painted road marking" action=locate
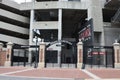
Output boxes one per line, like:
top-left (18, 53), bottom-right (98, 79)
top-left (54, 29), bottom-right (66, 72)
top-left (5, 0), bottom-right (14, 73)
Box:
top-left (0, 68), bottom-right (34, 75)
top-left (81, 69), bottom-right (101, 79)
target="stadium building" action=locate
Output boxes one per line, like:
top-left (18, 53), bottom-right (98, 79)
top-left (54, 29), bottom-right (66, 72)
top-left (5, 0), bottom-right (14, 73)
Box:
top-left (0, 0), bottom-right (120, 68)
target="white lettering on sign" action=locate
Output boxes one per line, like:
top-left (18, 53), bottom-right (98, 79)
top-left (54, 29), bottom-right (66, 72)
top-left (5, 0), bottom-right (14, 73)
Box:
top-left (92, 52), bottom-right (105, 55)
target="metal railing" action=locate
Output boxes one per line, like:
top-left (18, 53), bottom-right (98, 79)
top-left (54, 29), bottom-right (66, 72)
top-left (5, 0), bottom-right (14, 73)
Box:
top-left (111, 7), bottom-right (120, 23)
top-left (104, 0), bottom-right (111, 5)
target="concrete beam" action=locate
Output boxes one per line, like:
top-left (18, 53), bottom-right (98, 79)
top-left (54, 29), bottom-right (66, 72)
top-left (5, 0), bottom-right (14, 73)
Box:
top-left (0, 34), bottom-right (28, 45)
top-left (0, 21), bottom-right (29, 35)
top-left (103, 22), bottom-right (111, 26)
top-left (0, 9), bottom-right (29, 23)
top-left (20, 1), bottom-right (88, 10)
top-left (1, 0), bottom-right (20, 10)
top-left (33, 21), bottom-right (58, 29)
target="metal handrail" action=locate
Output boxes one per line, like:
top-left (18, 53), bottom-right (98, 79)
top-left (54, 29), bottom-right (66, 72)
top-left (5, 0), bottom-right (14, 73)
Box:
top-left (111, 7), bottom-right (120, 22)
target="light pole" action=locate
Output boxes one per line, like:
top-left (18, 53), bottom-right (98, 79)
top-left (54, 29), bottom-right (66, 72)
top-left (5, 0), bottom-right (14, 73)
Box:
top-left (34, 36), bottom-right (38, 68)
top-left (33, 29), bottom-right (41, 68)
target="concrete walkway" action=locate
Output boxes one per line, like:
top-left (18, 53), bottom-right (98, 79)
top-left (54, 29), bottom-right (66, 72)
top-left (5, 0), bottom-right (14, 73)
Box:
top-left (0, 67), bottom-right (120, 80)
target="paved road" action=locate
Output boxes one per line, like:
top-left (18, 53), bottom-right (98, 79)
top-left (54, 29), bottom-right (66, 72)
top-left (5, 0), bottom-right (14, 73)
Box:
top-left (0, 67), bottom-right (120, 80)
top-left (0, 75), bottom-right (76, 80)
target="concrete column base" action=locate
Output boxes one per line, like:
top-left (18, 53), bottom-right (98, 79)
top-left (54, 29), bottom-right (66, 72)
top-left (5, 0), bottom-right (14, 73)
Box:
top-left (77, 63), bottom-right (83, 69)
top-left (115, 63), bottom-right (120, 69)
top-left (4, 61), bottom-right (11, 67)
top-left (38, 62), bottom-right (45, 68)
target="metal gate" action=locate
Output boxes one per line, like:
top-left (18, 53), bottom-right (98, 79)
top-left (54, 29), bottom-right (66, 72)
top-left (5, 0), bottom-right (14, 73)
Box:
top-left (11, 45), bottom-right (39, 67)
top-left (45, 40), bottom-right (77, 68)
top-left (83, 46), bottom-right (114, 68)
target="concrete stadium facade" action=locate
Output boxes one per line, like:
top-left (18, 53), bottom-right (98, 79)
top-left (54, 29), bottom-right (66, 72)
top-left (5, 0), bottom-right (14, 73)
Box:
top-left (0, 0), bottom-right (120, 67)
top-left (0, 0), bottom-right (120, 46)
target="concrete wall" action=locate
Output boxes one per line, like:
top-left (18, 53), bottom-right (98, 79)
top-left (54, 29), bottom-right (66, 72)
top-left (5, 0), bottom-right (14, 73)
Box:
top-left (87, 0), bottom-right (104, 32)
top-left (20, 0), bottom-right (107, 10)
top-left (104, 23), bottom-right (120, 46)
top-left (0, 34), bottom-right (28, 45)
top-left (0, 8), bottom-right (29, 45)
top-left (0, 9), bottom-right (29, 23)
top-left (0, 21), bottom-right (29, 35)
top-left (100, 0), bottom-right (107, 8)
top-left (1, 0), bottom-right (20, 9)
top-left (1, 0), bottom-right (106, 10)
top-left (20, 1), bottom-right (88, 10)
top-left (33, 21), bottom-right (58, 29)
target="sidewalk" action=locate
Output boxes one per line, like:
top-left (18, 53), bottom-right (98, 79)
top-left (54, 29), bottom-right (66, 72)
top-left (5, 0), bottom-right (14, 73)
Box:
top-left (0, 66), bottom-right (120, 80)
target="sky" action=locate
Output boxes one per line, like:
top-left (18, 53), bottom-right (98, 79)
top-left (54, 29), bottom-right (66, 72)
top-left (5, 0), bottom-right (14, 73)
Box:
top-left (13, 0), bottom-right (32, 4)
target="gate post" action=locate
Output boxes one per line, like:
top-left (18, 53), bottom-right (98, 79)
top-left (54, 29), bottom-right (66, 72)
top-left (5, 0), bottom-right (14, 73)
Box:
top-left (113, 41), bottom-right (120, 68)
top-left (5, 42), bottom-right (13, 67)
top-left (0, 43), bottom-right (4, 66)
top-left (38, 41), bottom-right (46, 68)
top-left (0, 43), bottom-right (3, 51)
top-left (77, 39), bottom-right (83, 69)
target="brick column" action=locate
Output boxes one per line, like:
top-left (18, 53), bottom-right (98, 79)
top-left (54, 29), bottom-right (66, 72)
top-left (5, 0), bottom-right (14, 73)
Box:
top-left (113, 41), bottom-right (120, 68)
top-left (77, 40), bottom-right (83, 69)
top-left (0, 43), bottom-right (3, 51)
top-left (0, 42), bottom-right (4, 66)
top-left (5, 42), bottom-right (13, 67)
top-left (38, 42), bottom-right (46, 68)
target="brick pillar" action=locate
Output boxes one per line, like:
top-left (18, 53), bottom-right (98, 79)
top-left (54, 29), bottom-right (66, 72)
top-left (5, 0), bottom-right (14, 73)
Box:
top-left (0, 42), bottom-right (4, 66)
top-left (77, 40), bottom-right (83, 69)
top-left (0, 43), bottom-right (3, 51)
top-left (5, 42), bottom-right (13, 67)
top-left (38, 41), bottom-right (46, 68)
top-left (113, 41), bottom-right (120, 68)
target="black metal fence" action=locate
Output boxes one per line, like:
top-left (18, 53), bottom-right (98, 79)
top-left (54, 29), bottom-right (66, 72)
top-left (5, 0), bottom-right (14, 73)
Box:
top-left (11, 48), bottom-right (28, 66)
top-left (83, 46), bottom-right (114, 69)
top-left (11, 45), bottom-right (39, 67)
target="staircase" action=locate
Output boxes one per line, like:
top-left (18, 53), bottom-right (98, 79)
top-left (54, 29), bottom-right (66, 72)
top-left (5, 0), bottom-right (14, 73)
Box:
top-left (111, 7), bottom-right (120, 23)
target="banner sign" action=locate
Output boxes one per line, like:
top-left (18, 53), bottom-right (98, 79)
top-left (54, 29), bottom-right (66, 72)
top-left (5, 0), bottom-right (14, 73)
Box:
top-left (78, 18), bottom-right (94, 46)
top-left (92, 52), bottom-right (105, 55)
top-left (79, 24), bottom-right (91, 41)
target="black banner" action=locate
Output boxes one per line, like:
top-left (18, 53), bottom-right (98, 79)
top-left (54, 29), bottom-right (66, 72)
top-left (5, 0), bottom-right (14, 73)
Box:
top-left (79, 18), bottom-right (94, 46)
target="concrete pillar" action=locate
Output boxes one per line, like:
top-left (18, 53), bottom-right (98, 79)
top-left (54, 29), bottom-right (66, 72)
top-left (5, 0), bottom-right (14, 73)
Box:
top-left (57, 9), bottom-right (62, 66)
top-left (113, 41), bottom-right (120, 68)
top-left (28, 9), bottom-right (35, 63)
top-left (87, 0), bottom-right (103, 32)
top-left (77, 40), bottom-right (83, 69)
top-left (87, 0), bottom-right (105, 45)
top-left (0, 43), bottom-right (3, 51)
top-left (58, 9), bottom-right (62, 41)
top-left (38, 42), bottom-right (46, 68)
top-left (5, 42), bottom-right (13, 67)
top-left (28, 0), bottom-right (35, 63)
top-left (29, 10), bottom-right (34, 45)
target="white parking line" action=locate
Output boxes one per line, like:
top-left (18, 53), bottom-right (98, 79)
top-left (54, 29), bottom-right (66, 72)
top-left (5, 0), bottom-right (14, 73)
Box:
top-left (81, 69), bottom-right (101, 79)
top-left (0, 68), bottom-right (34, 75)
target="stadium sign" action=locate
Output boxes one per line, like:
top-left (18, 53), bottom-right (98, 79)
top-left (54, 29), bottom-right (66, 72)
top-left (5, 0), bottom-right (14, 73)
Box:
top-left (79, 18), bottom-right (94, 46)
